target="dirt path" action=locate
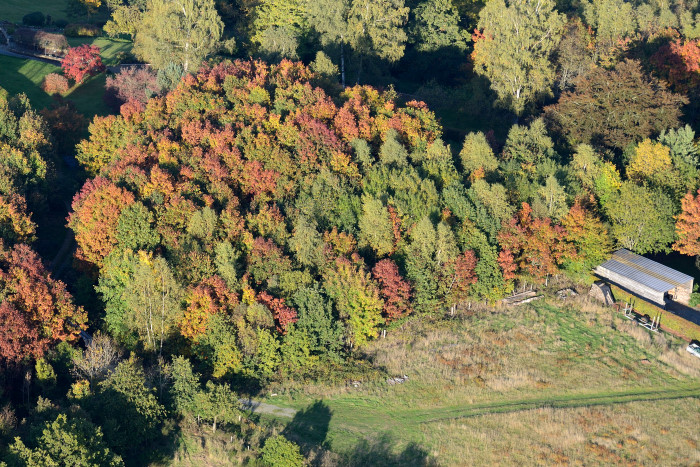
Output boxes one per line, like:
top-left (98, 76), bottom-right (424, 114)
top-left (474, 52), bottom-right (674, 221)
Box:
top-left (239, 399), bottom-right (297, 418)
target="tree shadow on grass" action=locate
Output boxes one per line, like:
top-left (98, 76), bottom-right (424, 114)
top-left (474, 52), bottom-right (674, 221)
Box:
top-left (282, 399), bottom-right (332, 450)
top-left (342, 432), bottom-right (438, 467)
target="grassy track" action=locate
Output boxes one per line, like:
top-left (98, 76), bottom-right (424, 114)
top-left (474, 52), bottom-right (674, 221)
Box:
top-left (410, 383), bottom-right (700, 423)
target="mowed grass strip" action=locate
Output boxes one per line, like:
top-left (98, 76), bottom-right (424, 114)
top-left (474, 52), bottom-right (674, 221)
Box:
top-left (409, 383), bottom-right (700, 423)
top-left (0, 55), bottom-right (59, 108)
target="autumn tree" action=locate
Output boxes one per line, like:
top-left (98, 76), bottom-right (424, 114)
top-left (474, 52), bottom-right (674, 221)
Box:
top-left (371, 259), bottom-right (412, 321)
top-left (626, 139), bottom-right (673, 186)
top-left (561, 201), bottom-right (611, 275)
top-left (323, 257), bottom-right (383, 347)
top-left (68, 177), bottom-right (135, 267)
top-left (0, 242), bottom-right (87, 364)
top-left (545, 60), bottom-right (687, 151)
top-left (472, 0), bottom-right (565, 114)
top-left (134, 0), bottom-right (225, 72)
top-left (650, 38), bottom-right (700, 93)
top-left (104, 66), bottom-right (161, 109)
top-left (61, 45), bottom-right (105, 83)
top-left (673, 189), bottom-right (700, 266)
top-left (497, 203), bottom-right (575, 282)
top-left (440, 250), bottom-right (478, 310)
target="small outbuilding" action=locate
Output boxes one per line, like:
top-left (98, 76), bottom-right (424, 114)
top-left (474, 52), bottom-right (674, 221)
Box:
top-left (593, 249), bottom-right (694, 306)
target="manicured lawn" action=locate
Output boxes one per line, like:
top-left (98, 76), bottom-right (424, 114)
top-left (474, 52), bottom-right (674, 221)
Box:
top-left (0, 0), bottom-right (108, 24)
top-left (0, 54), bottom-right (110, 117)
top-left (256, 300), bottom-right (700, 464)
top-left (0, 0), bottom-right (73, 24)
top-left (65, 72), bottom-right (111, 116)
top-left (67, 37), bottom-right (133, 66)
top-left (0, 55), bottom-right (59, 109)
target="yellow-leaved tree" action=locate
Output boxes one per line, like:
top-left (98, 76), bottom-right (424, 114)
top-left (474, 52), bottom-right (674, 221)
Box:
top-left (626, 139), bottom-right (672, 182)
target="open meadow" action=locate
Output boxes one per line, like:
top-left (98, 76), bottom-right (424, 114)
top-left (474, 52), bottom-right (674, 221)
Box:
top-left (230, 298), bottom-right (700, 466)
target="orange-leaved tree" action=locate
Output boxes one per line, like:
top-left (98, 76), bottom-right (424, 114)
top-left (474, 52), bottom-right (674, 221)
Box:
top-left (673, 189), bottom-right (700, 266)
top-left (0, 242), bottom-right (86, 364)
top-left (497, 203), bottom-right (575, 283)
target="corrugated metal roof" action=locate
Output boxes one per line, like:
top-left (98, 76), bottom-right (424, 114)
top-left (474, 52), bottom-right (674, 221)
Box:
top-left (597, 249), bottom-right (694, 293)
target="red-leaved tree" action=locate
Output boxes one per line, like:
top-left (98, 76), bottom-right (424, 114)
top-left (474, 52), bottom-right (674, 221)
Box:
top-left (61, 44), bottom-right (105, 83)
top-left (258, 291), bottom-right (297, 334)
top-left (104, 66), bottom-right (160, 110)
top-left (443, 251), bottom-right (478, 307)
top-left (372, 259), bottom-right (412, 321)
top-left (0, 242), bottom-right (87, 364)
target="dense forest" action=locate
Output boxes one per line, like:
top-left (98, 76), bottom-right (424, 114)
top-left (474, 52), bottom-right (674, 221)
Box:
top-left (0, 0), bottom-right (700, 464)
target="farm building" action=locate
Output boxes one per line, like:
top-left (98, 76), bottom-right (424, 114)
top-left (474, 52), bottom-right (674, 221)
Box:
top-left (594, 249), bottom-right (694, 306)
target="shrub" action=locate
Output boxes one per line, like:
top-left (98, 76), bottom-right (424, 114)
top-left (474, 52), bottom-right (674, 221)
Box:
top-left (35, 31), bottom-right (69, 55)
top-left (22, 11), bottom-right (45, 27)
top-left (14, 29), bottom-right (69, 56)
top-left (62, 45), bottom-right (105, 83)
top-left (64, 23), bottom-right (101, 37)
top-left (260, 435), bottom-right (304, 467)
top-left (54, 19), bottom-right (69, 29)
top-left (42, 73), bottom-right (70, 94)
top-left (104, 66), bottom-right (160, 110)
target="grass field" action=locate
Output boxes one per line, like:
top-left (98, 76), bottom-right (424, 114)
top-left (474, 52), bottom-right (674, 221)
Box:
top-left (0, 0), bottom-right (73, 24)
top-left (0, 0), bottom-right (110, 24)
top-left (67, 37), bottom-right (133, 66)
top-left (610, 284), bottom-right (700, 342)
top-left (248, 298), bottom-right (700, 465)
top-left (0, 54), bottom-right (111, 117)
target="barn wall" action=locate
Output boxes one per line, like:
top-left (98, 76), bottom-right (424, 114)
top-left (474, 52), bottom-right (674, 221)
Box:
top-left (594, 266), bottom-right (667, 305)
top-left (673, 285), bottom-right (692, 305)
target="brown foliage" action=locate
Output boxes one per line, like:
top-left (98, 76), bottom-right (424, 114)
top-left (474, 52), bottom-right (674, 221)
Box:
top-left (545, 60), bottom-right (687, 151)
